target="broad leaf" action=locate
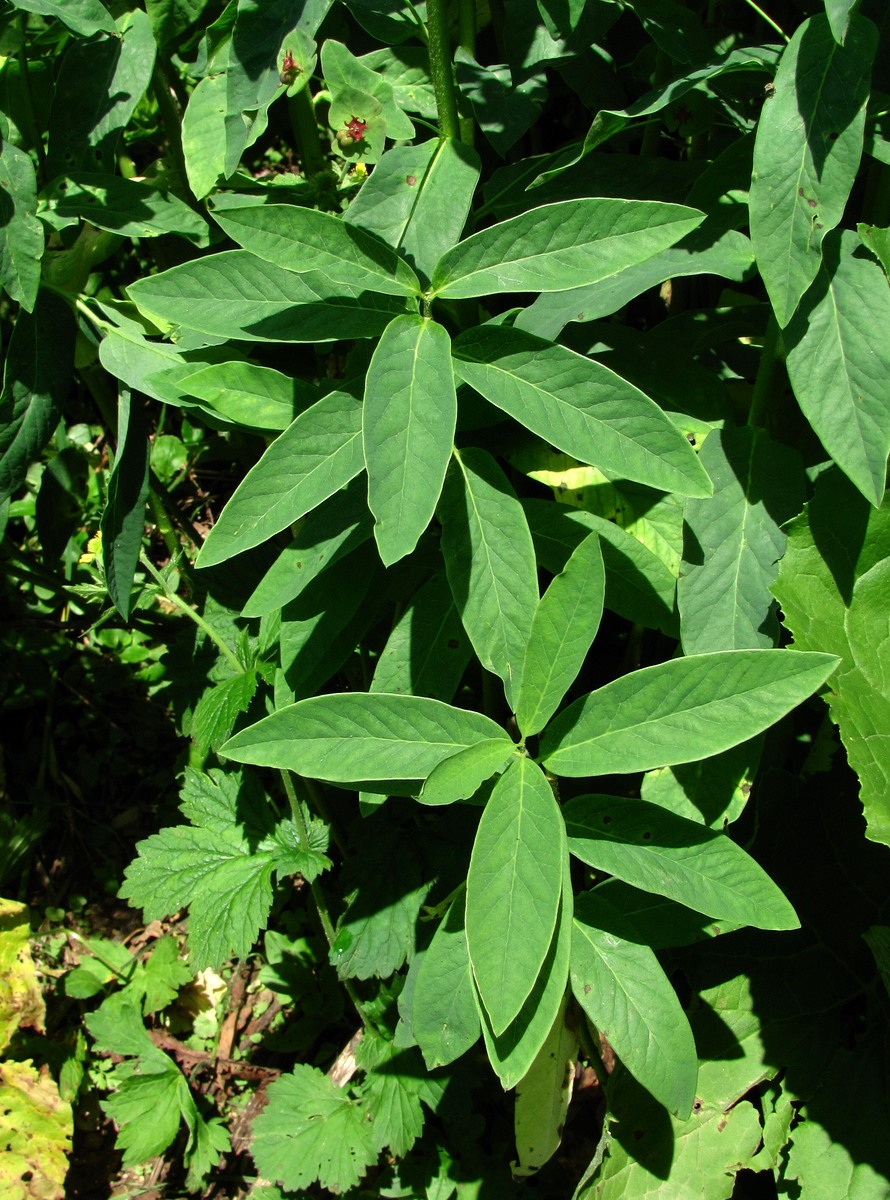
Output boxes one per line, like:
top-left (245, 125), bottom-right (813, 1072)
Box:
top-left (439, 448), bottom-right (538, 708)
top-left (370, 571), bottom-right (472, 701)
top-left (101, 387), bottom-right (149, 620)
top-left (181, 72), bottom-right (228, 200)
top-left (196, 386), bottom-right (364, 568)
top-left (678, 426), bottom-right (804, 653)
top-left (785, 230), bottom-right (890, 507)
top-left (180, 360), bottom-right (318, 432)
top-left (43, 174), bottom-right (209, 245)
top-left (453, 326), bottom-right (712, 498)
top-left (571, 890), bottom-right (697, 1117)
top-left (211, 204), bottom-right (422, 297)
top-left (128, 250), bottom-right (406, 343)
top-left (541, 649), bottom-right (838, 777)
top-left (413, 897), bottom-right (482, 1069)
top-left (466, 757), bottom-right (564, 1035)
top-left (749, 14), bottom-right (876, 326)
top-left (364, 316), bottom-right (456, 565)
top-left (431, 198), bottom-right (704, 299)
top-left (516, 532), bottom-right (604, 738)
top-left (10, 0), bottom-right (117, 34)
top-left (419, 740), bottom-right (515, 806)
top-left (221, 692), bottom-right (507, 782)
top-left (0, 139), bottom-right (42, 312)
top-left (564, 795), bottom-right (799, 930)
top-left (357, 1037), bottom-right (428, 1158)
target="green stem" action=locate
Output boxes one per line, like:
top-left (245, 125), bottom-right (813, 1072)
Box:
top-left (288, 87), bottom-right (327, 178)
top-left (140, 553), bottom-right (244, 674)
top-left (639, 49), bottom-right (671, 158)
top-left (279, 770), bottom-right (370, 1029)
top-left (151, 60), bottom-right (199, 207)
top-left (16, 15), bottom-right (47, 183)
top-left (573, 1003), bottom-right (610, 1091)
top-left (740, 0), bottom-right (789, 42)
top-left (748, 313), bottom-right (782, 428)
top-left (426, 0), bottom-right (462, 142)
top-left (148, 487), bottom-right (183, 565)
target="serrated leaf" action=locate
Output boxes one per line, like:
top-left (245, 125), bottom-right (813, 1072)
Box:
top-left (541, 649), bottom-right (839, 777)
top-left (749, 14), bottom-right (876, 326)
top-left (453, 327), bottom-right (711, 498)
top-left (516, 532), bottom-right (604, 737)
top-left (101, 388), bottom-right (149, 621)
top-left (413, 897), bottom-right (481, 1069)
top-left (128, 250), bottom-right (406, 343)
top-left (364, 316), bottom-right (456, 565)
top-left (563, 795), bottom-right (798, 930)
top-left (438, 448), bottom-right (538, 708)
top-left (466, 757), bottom-right (564, 1035)
top-left (431, 198), bottom-right (703, 299)
top-left (677, 425), bottom-right (804, 654)
top-left (785, 230), bottom-right (890, 507)
top-left (211, 203), bottom-right (421, 297)
top-left (252, 1065), bottom-right (377, 1193)
top-left (196, 386), bottom-right (364, 568)
top-left (142, 937), bottom-right (193, 1015)
top-left (222, 692), bottom-right (507, 782)
top-left (357, 1037), bottom-right (428, 1157)
top-left (418, 740), bottom-right (515, 806)
top-left (0, 138), bottom-right (42, 312)
top-left (191, 669), bottom-right (258, 755)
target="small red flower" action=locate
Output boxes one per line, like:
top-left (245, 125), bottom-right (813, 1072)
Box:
top-left (345, 116), bottom-right (367, 141)
top-left (279, 49), bottom-right (299, 85)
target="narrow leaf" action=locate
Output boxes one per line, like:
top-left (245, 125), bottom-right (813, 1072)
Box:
top-left (364, 316), bottom-right (456, 565)
top-left (196, 387), bottom-right (364, 568)
top-left (466, 757), bottom-right (564, 1035)
top-left (413, 897), bottom-right (482, 1069)
top-left (180, 361), bottom-right (318, 432)
top-left (541, 649), bottom-right (839, 777)
top-left (101, 388), bottom-right (149, 620)
top-left (513, 992), bottom-right (578, 1176)
top-left (419, 741), bottom-right (515, 806)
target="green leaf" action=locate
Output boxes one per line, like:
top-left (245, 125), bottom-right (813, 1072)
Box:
top-left (564, 795), bottom-right (799, 930)
top-left (222, 692), bottom-right (507, 782)
top-left (370, 571), bottom-right (472, 701)
top-left (47, 10), bottom-right (155, 177)
top-left (677, 426), bottom-right (805, 653)
top-left (824, 0), bottom-right (859, 44)
top-left (513, 991), bottom-right (578, 1177)
top-left (357, 1037), bottom-right (428, 1158)
top-left (42, 174), bottom-right (209, 245)
top-left (242, 483), bottom-right (372, 618)
top-left (749, 14), bottom-right (877, 326)
top-left (858, 221), bottom-right (890, 276)
top-left (516, 532), bottom-right (604, 737)
top-left (364, 316), bottom-right (456, 565)
top-left (571, 890), bottom-right (697, 1117)
top-left (141, 936), bottom-right (193, 1016)
top-left (195, 386), bottom-right (364, 568)
top-left (120, 768), bottom-right (329, 968)
top-left (418, 740), bottom-right (516, 806)
top-left (438, 448), bottom-right (538, 708)
top-left (101, 387), bottom-right (149, 620)
top-left (455, 52), bottom-right (544, 156)
top-left (431, 198), bottom-right (704, 299)
top-left (145, 0), bottom-right (210, 47)
top-left (453, 326), bottom-right (712, 499)
top-left (127, 250), bottom-right (407, 343)
top-left (191, 669), bottom-right (259, 755)
top-left (785, 230), bottom-right (890, 507)
top-left (413, 897), bottom-right (481, 1069)
top-left (211, 204), bottom-right (422, 297)
top-left (541, 649), bottom-right (839, 777)
top-left (102, 1068), bottom-right (186, 1167)
top-left (321, 38), bottom-right (416, 141)
top-left (466, 757), bottom-right (564, 1035)
top-left (0, 292), bottom-right (75, 504)
top-left (181, 73), bottom-right (228, 200)
top-left (0, 139), bottom-right (42, 312)
top-left (343, 138), bottom-right (480, 282)
top-left (251, 1065), bottom-right (377, 1194)
top-left (640, 737), bottom-right (763, 830)
top-left (11, 0), bottom-right (117, 37)
top-left (180, 360), bottom-right (318, 432)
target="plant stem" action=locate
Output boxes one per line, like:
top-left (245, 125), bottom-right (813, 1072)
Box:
top-left (748, 313), bottom-right (782, 428)
top-left (140, 553), bottom-right (244, 674)
top-left (279, 770), bottom-right (371, 1029)
top-left (741, 0), bottom-right (789, 42)
top-left (288, 86), bottom-right (327, 178)
top-left (426, 0), bottom-right (462, 142)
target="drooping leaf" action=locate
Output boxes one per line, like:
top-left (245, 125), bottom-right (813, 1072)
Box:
top-left (101, 387), bottom-right (150, 620)
top-left (563, 795), bottom-right (799, 930)
top-left (196, 386), bottom-right (365, 568)
top-left (438, 448), bottom-right (538, 708)
top-left (0, 138), bottom-right (42, 312)
top-left (222, 692), bottom-right (508, 782)
top-left (784, 230), bottom-right (890, 507)
top-left (749, 13), bottom-right (877, 326)
top-left (541, 649), bottom-right (838, 777)
top-left (571, 889), bottom-right (697, 1117)
top-left (181, 72), bottom-right (228, 200)
top-left (640, 737), bottom-right (763, 829)
top-left (513, 991), bottom-right (578, 1177)
top-left (364, 315), bottom-right (456, 565)
top-left (413, 897), bottom-right (481, 1069)
top-left (466, 757), bottom-right (564, 1035)
top-left (42, 174), bottom-right (210, 244)
top-left (431, 198), bottom-right (704, 299)
top-left (455, 52), bottom-right (545, 156)
top-left (452, 327), bottom-right (712, 498)
top-left (180, 360), bottom-right (318, 432)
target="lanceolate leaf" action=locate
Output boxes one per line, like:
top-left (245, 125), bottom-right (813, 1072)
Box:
top-left (466, 757), bottom-right (564, 1035)
top-left (749, 14), bottom-right (877, 326)
top-left (431, 198), bottom-right (704, 299)
top-left (196, 387), bottom-right (364, 568)
top-left (564, 795), bottom-right (799, 930)
top-left (516, 532), bottom-right (604, 738)
top-left (540, 649), bottom-right (839, 777)
top-left (101, 388), bottom-right (150, 621)
top-left (11, 0), bottom-right (117, 35)
top-left (678, 426), bottom-right (805, 654)
top-left (221, 692), bottom-right (507, 782)
top-left (364, 316), bottom-right (456, 565)
top-left (413, 897), bottom-right (482, 1069)
top-left (211, 204), bottom-right (422, 297)
top-left (0, 139), bottom-right (42, 312)
top-left (418, 740), bottom-right (515, 806)
top-left (571, 889), bottom-right (698, 1117)
top-left (439, 448), bottom-right (538, 708)
top-left (452, 327), bottom-right (712, 498)
top-left (180, 360), bottom-right (318, 432)
top-left (128, 250), bottom-right (406, 342)
top-left (784, 230), bottom-right (890, 507)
